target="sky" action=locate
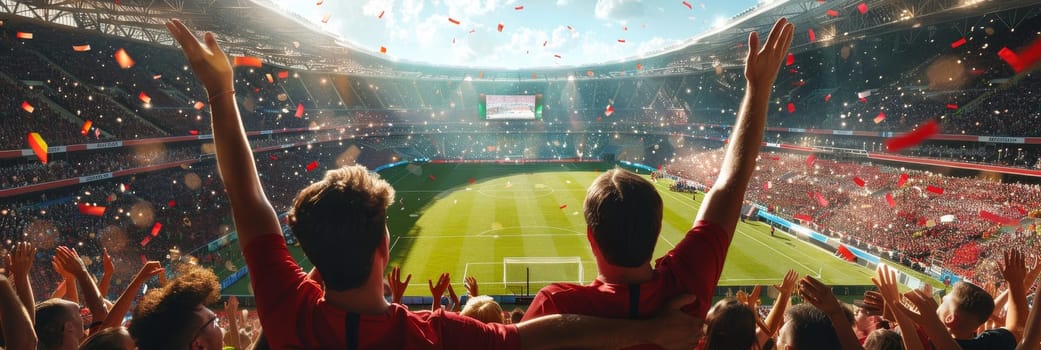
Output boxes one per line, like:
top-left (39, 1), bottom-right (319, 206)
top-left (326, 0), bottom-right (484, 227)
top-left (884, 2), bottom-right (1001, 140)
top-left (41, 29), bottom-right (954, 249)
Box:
top-left (268, 0), bottom-right (762, 69)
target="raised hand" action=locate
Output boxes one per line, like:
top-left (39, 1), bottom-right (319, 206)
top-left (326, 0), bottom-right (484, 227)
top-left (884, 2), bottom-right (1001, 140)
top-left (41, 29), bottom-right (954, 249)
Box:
top-left (748, 285), bottom-right (762, 310)
top-left (465, 276), bottom-right (479, 297)
top-left (8, 242), bottom-right (35, 278)
top-left (387, 266), bottom-right (411, 304)
top-left (136, 261), bottom-right (164, 282)
top-left (102, 248), bottom-right (114, 275)
top-left (164, 19), bottom-right (233, 93)
top-left (226, 295), bottom-right (240, 315)
top-left (744, 17), bottom-right (795, 89)
top-left (447, 283), bottom-right (461, 312)
top-left (861, 290), bottom-right (885, 317)
top-left (798, 276), bottom-right (843, 316)
top-left (429, 272), bottom-right (450, 310)
top-left (53, 246), bottom-right (87, 278)
top-left (1004, 250), bottom-right (1028, 286)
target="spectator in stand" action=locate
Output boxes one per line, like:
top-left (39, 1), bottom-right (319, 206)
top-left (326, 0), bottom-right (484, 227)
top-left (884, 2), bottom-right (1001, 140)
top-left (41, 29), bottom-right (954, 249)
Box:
top-left (80, 327), bottom-right (136, 350)
top-left (166, 18), bottom-right (702, 349)
top-left (35, 298), bottom-right (83, 350)
top-left (863, 329), bottom-right (903, 350)
top-left (522, 18), bottom-right (794, 326)
top-left (127, 265), bottom-right (223, 350)
top-left (0, 273), bottom-right (37, 349)
top-left (701, 298), bottom-right (757, 350)
top-left (776, 304), bottom-right (842, 350)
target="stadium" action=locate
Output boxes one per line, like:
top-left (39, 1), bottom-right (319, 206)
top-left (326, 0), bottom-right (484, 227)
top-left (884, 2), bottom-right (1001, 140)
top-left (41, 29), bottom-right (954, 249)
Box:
top-left (2, 0), bottom-right (1041, 348)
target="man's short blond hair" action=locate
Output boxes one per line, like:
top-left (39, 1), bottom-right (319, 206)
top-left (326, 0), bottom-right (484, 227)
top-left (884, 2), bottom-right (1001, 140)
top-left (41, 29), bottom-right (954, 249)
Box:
top-left (461, 296), bottom-right (505, 324)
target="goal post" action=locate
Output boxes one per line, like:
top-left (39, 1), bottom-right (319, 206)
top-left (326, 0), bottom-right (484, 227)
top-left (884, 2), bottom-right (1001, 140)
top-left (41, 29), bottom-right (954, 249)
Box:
top-left (503, 257), bottom-right (584, 289)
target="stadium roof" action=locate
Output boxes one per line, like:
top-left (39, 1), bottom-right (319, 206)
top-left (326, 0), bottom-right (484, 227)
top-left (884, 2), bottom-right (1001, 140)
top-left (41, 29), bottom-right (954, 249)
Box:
top-left (1, 0), bottom-right (1039, 80)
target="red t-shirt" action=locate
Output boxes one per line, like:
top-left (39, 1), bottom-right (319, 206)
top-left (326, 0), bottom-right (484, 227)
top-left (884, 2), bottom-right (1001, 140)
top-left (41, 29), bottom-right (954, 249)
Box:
top-left (522, 220), bottom-right (730, 321)
top-left (243, 234), bottom-right (521, 349)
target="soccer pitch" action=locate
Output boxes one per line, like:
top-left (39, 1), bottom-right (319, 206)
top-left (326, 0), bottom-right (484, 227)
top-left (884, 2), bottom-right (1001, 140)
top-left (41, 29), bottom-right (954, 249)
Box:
top-left (379, 162), bottom-right (876, 296)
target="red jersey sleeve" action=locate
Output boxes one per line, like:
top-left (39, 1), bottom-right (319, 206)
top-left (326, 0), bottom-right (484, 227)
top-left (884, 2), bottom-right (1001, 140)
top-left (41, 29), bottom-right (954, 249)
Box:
top-left (520, 288), bottom-right (561, 322)
top-left (242, 234), bottom-right (322, 347)
top-left (655, 220), bottom-right (731, 316)
top-left (434, 310), bottom-right (521, 350)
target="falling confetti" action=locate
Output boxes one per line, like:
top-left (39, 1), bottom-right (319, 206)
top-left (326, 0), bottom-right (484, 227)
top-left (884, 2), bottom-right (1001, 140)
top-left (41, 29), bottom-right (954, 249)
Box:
top-left (617, 39), bottom-right (626, 43)
top-left (853, 177), bottom-right (865, 187)
top-left (138, 92), bottom-right (151, 104)
top-left (150, 222), bottom-right (162, 236)
top-left (15, 32), bottom-right (32, 39)
top-left (826, 9), bottom-right (839, 17)
top-left (897, 173), bottom-right (909, 187)
top-left (885, 193), bottom-right (896, 207)
top-left (77, 204), bottom-right (106, 217)
top-left (636, 63), bottom-right (643, 70)
top-left (497, 23), bottom-right (504, 32)
top-left (857, 2), bottom-right (868, 14)
top-left (824, 94), bottom-right (832, 102)
top-left (604, 105), bottom-right (614, 117)
top-left (72, 44), bottom-right (91, 52)
top-left (925, 185), bottom-right (944, 195)
top-left (786, 53), bottom-right (794, 66)
top-left (950, 38), bottom-right (967, 48)
top-left (277, 71), bottom-right (289, 79)
top-left (81, 120), bottom-right (93, 135)
top-left (21, 101), bottom-right (34, 113)
top-left (946, 103), bottom-right (958, 110)
top-left (265, 73), bottom-right (274, 83)
top-left (559, 204), bottom-right (568, 209)
top-left (448, 17), bottom-right (461, 25)
top-left (514, 5), bottom-right (524, 10)
top-left (232, 56), bottom-right (263, 68)
top-left (194, 101), bottom-right (205, 110)
top-left (321, 13), bottom-right (331, 23)
top-left (808, 29), bottom-right (816, 42)
top-left (306, 161), bottom-right (319, 171)
top-left (885, 119), bottom-right (940, 153)
top-left (787, 102), bottom-right (796, 113)
top-left (378, 10), bottom-right (385, 19)
top-left (805, 154), bottom-right (816, 167)
top-left (553, 54), bottom-right (561, 59)
top-left (115, 48), bottom-right (135, 68)
top-left (873, 112), bottom-right (886, 124)
top-left (380, 46), bottom-right (387, 54)
top-left (28, 132), bottom-right (48, 164)
top-left (681, 1), bottom-right (692, 9)
top-left (295, 103), bottom-right (305, 118)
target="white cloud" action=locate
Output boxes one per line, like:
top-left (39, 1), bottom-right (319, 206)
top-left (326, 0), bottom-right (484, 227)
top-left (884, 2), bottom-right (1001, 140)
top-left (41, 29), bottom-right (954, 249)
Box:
top-left (594, 0), bottom-right (646, 21)
top-left (401, 0), bottom-right (426, 23)
top-left (414, 15), bottom-right (442, 47)
top-left (556, 0), bottom-right (569, 6)
top-left (636, 36), bottom-right (680, 56)
top-left (443, 0), bottom-right (502, 17)
top-left (362, 0), bottom-right (394, 16)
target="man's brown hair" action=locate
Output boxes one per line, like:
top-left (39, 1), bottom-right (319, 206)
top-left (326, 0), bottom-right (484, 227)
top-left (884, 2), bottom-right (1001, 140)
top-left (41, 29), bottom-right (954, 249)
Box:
top-left (950, 281), bottom-right (994, 326)
top-left (584, 168), bottom-right (663, 267)
top-left (289, 165), bottom-right (395, 291)
top-left (128, 266), bottom-right (220, 350)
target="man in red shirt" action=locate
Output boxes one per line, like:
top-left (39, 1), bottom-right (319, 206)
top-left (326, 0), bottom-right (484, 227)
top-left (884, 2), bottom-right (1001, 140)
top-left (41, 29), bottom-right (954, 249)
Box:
top-left (523, 18), bottom-right (795, 323)
top-left (165, 19), bottom-right (703, 349)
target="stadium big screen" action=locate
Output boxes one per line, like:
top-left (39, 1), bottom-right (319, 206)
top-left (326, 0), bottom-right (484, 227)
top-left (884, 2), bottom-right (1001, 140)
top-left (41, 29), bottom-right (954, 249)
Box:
top-left (479, 94), bottom-right (543, 120)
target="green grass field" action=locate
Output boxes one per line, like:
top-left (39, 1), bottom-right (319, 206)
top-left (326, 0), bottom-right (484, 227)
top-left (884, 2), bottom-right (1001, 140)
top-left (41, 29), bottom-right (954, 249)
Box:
top-left (223, 162), bottom-right (910, 296)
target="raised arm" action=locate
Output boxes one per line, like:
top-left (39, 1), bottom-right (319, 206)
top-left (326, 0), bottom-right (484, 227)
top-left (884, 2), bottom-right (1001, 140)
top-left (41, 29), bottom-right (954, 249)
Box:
top-left (429, 272), bottom-right (450, 311)
top-left (873, 264), bottom-right (924, 350)
top-left (758, 269), bottom-right (798, 346)
top-left (517, 294), bottom-right (702, 350)
top-left (54, 246), bottom-right (108, 325)
top-left (798, 276), bottom-right (862, 350)
top-left (101, 261), bottom-right (163, 330)
top-left (0, 275), bottom-right (37, 349)
top-left (387, 266), bottom-right (410, 304)
top-left (165, 19), bottom-right (281, 250)
top-left (1003, 250), bottom-right (1029, 341)
top-left (52, 260), bottom-right (79, 304)
top-left (1017, 280), bottom-right (1041, 350)
top-left (897, 289), bottom-right (964, 350)
top-left (226, 296), bottom-right (242, 350)
top-left (99, 248), bottom-right (114, 297)
top-left (695, 17), bottom-right (794, 235)
top-left (7, 241), bottom-right (36, 325)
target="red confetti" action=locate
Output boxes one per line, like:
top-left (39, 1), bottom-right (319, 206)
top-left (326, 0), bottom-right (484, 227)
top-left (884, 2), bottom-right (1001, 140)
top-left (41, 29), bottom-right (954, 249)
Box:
top-left (636, 63), bottom-right (643, 70)
top-left (140, 236), bottom-right (152, 247)
top-left (824, 94), bottom-right (832, 102)
top-left (559, 204), bottom-right (568, 209)
top-left (265, 73), bottom-right (274, 84)
top-left (27, 132), bottom-right (47, 164)
top-left (787, 102), bottom-right (796, 113)
top-left (168, 200), bottom-right (177, 207)
top-left (815, 192), bottom-right (830, 207)
top-left (189, 130), bottom-right (199, 135)
top-left (808, 29), bottom-right (816, 42)
top-left (138, 91), bottom-right (151, 104)
top-left (998, 37), bottom-right (1041, 73)
top-left (853, 177), bottom-right (865, 187)
top-left (193, 101), bottom-right (205, 110)
top-left (617, 39), bottom-right (626, 43)
top-left (885, 119), bottom-right (940, 153)
top-left (315, 0), bottom-right (323, 4)
top-left (587, 70), bottom-right (595, 77)
top-left (857, 2), bottom-right (868, 14)
top-left (794, 214), bottom-right (813, 222)
top-left (15, 32), bottom-right (32, 39)
top-left (764, 181), bottom-right (772, 190)
top-left (826, 9), bottom-right (839, 17)
top-left (295, 103), bottom-right (305, 118)
top-left (115, 48), bottom-right (135, 69)
top-left (380, 46), bottom-right (387, 54)
top-left (623, 26), bottom-right (628, 31)
top-left (150, 222), bottom-right (162, 236)
top-left (681, 1), bottom-right (692, 9)
top-left (77, 204), bottom-right (106, 217)
top-left (873, 112), bottom-right (886, 124)
top-left (321, 13), bottom-right (331, 23)
top-left (951, 38), bottom-right (967, 49)
top-left (805, 154), bottom-right (816, 167)
top-left (428, 175), bottom-right (437, 181)
top-left (21, 101), bottom-right (34, 113)
top-left (514, 5), bottom-right (524, 10)
top-left (469, 178), bottom-right (476, 184)
top-left (497, 23), bottom-right (504, 32)
top-left (980, 210), bottom-right (1018, 225)
top-left (567, 25), bottom-right (573, 31)
top-left (925, 185), bottom-right (944, 195)
top-left (306, 161), bottom-right (319, 171)
top-left (897, 173), bottom-right (909, 187)
top-left (269, 154), bottom-right (278, 161)
top-left (941, 103), bottom-right (957, 110)
top-left (81, 120), bottom-right (93, 135)
top-left (604, 105), bottom-right (614, 117)
top-left (553, 54), bottom-right (561, 59)
top-left (153, 74), bottom-right (162, 80)
top-left (278, 71), bottom-right (290, 79)
top-left (786, 53), bottom-right (794, 66)
top-left (885, 193), bottom-right (896, 207)
top-left (233, 56), bottom-right (263, 68)
top-left (543, 41), bottom-right (548, 47)
top-left (531, 72), bottom-right (537, 79)
top-left (72, 44), bottom-right (91, 52)
top-left (378, 10), bottom-right (385, 19)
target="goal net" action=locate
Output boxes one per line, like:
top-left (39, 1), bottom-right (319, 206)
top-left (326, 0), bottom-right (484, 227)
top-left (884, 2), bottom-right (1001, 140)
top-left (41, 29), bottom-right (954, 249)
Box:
top-left (503, 257), bottom-right (584, 288)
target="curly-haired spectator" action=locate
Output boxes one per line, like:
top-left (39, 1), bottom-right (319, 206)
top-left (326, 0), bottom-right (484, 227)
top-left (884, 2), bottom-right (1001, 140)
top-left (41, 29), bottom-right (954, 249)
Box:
top-left (127, 266), bottom-right (222, 350)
